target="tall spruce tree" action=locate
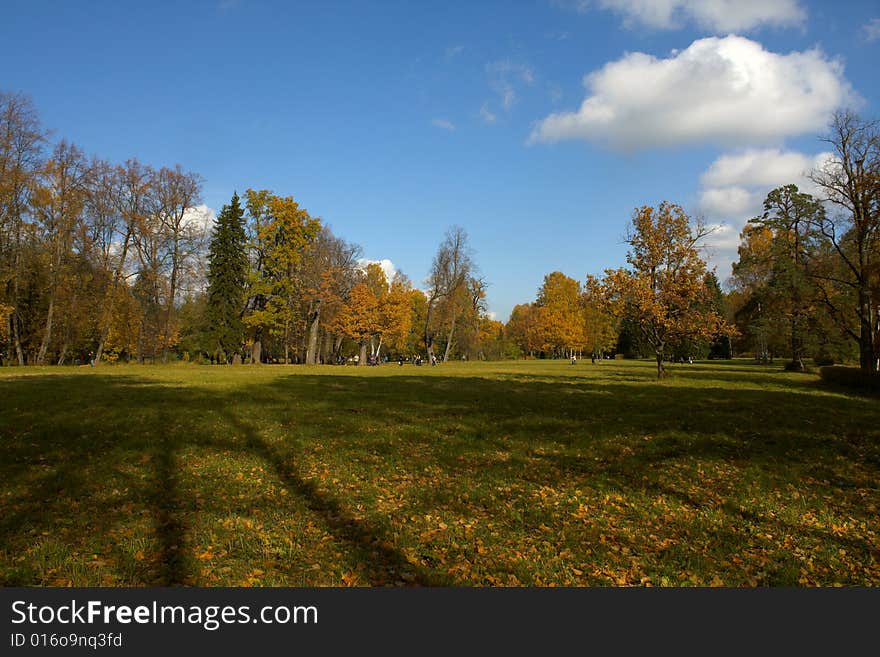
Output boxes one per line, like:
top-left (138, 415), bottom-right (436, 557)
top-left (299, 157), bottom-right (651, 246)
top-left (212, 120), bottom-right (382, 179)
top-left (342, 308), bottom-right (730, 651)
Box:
top-left (206, 192), bottom-right (248, 361)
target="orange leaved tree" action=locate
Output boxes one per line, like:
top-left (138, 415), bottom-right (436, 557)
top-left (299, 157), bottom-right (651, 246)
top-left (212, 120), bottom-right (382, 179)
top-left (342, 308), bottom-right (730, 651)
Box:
top-left (601, 202), bottom-right (731, 378)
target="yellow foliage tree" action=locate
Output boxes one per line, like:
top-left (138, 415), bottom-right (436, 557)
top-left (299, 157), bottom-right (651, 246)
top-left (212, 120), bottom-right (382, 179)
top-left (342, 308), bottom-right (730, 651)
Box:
top-left (244, 189), bottom-right (321, 363)
top-left (583, 274), bottom-right (618, 356)
top-left (506, 303), bottom-right (542, 357)
top-left (332, 282), bottom-right (379, 365)
top-left (601, 202), bottom-right (731, 378)
top-left (535, 271), bottom-right (586, 357)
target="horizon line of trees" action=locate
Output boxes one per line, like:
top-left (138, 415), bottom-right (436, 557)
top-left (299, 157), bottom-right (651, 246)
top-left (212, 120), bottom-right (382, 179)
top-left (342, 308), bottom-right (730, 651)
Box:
top-left (3, 91), bottom-right (877, 373)
top-left (0, 92), bottom-right (507, 367)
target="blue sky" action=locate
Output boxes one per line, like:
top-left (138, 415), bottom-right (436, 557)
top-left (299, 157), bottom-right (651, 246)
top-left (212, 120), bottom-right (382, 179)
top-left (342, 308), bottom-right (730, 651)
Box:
top-left (3, 0), bottom-right (879, 321)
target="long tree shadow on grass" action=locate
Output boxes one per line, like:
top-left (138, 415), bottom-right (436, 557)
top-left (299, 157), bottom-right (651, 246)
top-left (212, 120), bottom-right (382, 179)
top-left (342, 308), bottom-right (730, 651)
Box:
top-left (0, 376), bottom-right (204, 585)
top-left (260, 373), bottom-right (879, 580)
top-left (0, 374), bottom-right (450, 585)
top-left (219, 409), bottom-right (449, 586)
top-left (2, 370), bottom-right (879, 585)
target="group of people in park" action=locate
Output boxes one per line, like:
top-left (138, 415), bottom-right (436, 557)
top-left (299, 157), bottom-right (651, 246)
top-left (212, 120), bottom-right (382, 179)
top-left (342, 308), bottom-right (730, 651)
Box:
top-left (393, 354), bottom-right (438, 366)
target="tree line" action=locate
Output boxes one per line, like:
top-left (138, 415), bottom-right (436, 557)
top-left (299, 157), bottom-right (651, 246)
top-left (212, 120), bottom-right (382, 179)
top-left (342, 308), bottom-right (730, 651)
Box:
top-left (500, 112), bottom-right (878, 377)
top-left (0, 92), bottom-right (506, 366)
top-left (728, 112), bottom-right (879, 374)
top-left (2, 91), bottom-right (877, 374)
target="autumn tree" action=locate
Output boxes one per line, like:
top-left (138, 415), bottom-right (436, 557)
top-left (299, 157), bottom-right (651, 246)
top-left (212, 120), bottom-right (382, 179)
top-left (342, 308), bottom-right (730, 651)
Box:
top-left (425, 226), bottom-right (473, 363)
top-left (332, 280), bottom-right (378, 365)
top-left (244, 189), bottom-right (320, 363)
top-left (583, 274), bottom-right (618, 357)
top-left (129, 167), bottom-right (169, 363)
top-left (0, 92), bottom-right (46, 364)
top-left (534, 271), bottom-right (586, 358)
top-left (376, 271), bottom-right (414, 357)
top-left (743, 185), bottom-right (825, 370)
top-left (206, 192), bottom-right (249, 361)
top-left (730, 223), bottom-right (784, 359)
top-left (31, 140), bottom-right (90, 364)
top-left (809, 111), bottom-right (880, 372)
top-left (152, 165), bottom-right (204, 362)
top-left (93, 159), bottom-right (152, 365)
top-left (506, 303), bottom-right (541, 358)
top-left (302, 226), bottom-right (361, 365)
top-left (453, 276), bottom-right (489, 360)
top-left (403, 288), bottom-right (428, 356)
top-left (601, 202), bottom-right (730, 378)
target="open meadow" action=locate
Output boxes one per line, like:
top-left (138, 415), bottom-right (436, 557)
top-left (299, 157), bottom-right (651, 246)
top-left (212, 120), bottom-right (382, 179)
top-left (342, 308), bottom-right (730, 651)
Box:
top-left (1, 359), bottom-right (878, 587)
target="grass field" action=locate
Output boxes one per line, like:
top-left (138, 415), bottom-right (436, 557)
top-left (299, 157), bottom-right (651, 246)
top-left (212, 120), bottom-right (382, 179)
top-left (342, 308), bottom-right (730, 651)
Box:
top-left (1, 359), bottom-right (878, 587)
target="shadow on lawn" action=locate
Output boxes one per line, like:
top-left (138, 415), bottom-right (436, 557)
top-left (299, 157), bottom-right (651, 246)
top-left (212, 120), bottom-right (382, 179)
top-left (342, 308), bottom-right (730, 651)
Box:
top-left (0, 374), bottom-right (448, 586)
top-left (1, 370), bottom-right (878, 585)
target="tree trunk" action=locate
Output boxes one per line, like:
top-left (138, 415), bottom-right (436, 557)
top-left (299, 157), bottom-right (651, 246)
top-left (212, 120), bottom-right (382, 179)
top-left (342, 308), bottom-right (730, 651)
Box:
top-left (443, 311), bottom-right (458, 362)
top-left (358, 340), bottom-right (367, 366)
top-left (11, 306), bottom-right (24, 366)
top-left (11, 244), bottom-right (25, 365)
top-left (424, 297), bottom-right (436, 363)
top-left (859, 288), bottom-right (877, 372)
top-left (655, 349), bottom-right (666, 379)
top-left (56, 347), bottom-right (67, 366)
top-left (36, 297), bottom-right (55, 365)
top-left (57, 333), bottom-right (69, 366)
top-left (306, 301), bottom-right (320, 365)
top-left (252, 336), bottom-right (262, 364)
top-left (161, 244), bottom-right (179, 364)
top-left (789, 316), bottom-right (804, 372)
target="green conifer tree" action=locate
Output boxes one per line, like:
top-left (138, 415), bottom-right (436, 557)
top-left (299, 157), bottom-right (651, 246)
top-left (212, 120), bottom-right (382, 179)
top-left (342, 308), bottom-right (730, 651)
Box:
top-left (206, 192), bottom-right (249, 361)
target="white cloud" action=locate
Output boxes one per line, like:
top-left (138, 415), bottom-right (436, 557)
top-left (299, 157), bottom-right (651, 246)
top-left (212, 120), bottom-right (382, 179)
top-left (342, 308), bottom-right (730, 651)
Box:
top-left (559, 0), bottom-right (806, 32)
top-left (864, 18), bottom-right (880, 42)
top-left (696, 149), bottom-right (833, 282)
top-left (445, 44), bottom-right (465, 58)
top-left (487, 60), bottom-right (535, 111)
top-left (530, 36), bottom-right (854, 150)
top-left (699, 148), bottom-right (832, 217)
top-left (480, 102), bottom-right (497, 124)
top-left (358, 258), bottom-right (398, 283)
top-left (699, 186), bottom-right (755, 218)
top-left (700, 148), bottom-right (819, 189)
top-left (431, 118), bottom-right (456, 131)
top-left (182, 204), bottom-right (216, 234)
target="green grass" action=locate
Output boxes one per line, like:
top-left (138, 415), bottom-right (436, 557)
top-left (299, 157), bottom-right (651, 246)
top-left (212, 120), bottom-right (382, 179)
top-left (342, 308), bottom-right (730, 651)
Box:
top-left (1, 359), bottom-right (878, 587)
